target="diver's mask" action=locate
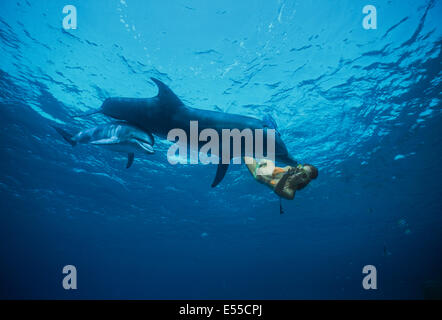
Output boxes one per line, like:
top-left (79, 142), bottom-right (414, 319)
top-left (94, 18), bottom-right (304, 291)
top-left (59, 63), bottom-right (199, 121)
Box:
top-left (287, 164), bottom-right (304, 175)
top-left (286, 164), bottom-right (310, 178)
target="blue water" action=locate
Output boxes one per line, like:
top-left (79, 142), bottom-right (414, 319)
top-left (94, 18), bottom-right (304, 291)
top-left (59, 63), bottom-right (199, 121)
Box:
top-left (0, 0), bottom-right (441, 299)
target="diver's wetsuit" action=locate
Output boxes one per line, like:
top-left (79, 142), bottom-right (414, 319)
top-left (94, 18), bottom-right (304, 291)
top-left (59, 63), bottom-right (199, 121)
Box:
top-left (244, 157), bottom-right (311, 200)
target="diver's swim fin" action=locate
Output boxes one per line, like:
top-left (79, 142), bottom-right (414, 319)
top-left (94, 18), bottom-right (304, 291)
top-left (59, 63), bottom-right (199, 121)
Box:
top-left (52, 126), bottom-right (76, 147)
top-left (211, 163), bottom-right (229, 188)
top-left (126, 153), bottom-right (134, 168)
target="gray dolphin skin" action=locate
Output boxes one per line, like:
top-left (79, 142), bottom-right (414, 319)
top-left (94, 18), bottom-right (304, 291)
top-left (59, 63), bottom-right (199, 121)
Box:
top-left (80, 78), bottom-right (297, 186)
top-left (53, 123), bottom-right (154, 168)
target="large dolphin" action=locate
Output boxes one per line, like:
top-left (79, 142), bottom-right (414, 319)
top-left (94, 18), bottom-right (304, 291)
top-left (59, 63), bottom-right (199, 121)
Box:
top-left (53, 122), bottom-right (154, 168)
top-left (78, 78), bottom-right (297, 187)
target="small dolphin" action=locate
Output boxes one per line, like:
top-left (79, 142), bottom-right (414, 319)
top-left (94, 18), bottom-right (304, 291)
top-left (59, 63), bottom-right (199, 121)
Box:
top-left (74, 78), bottom-right (297, 187)
top-left (53, 123), bottom-right (154, 168)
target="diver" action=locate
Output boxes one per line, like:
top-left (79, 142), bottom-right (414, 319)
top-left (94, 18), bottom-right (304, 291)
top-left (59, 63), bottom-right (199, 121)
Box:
top-left (244, 157), bottom-right (318, 212)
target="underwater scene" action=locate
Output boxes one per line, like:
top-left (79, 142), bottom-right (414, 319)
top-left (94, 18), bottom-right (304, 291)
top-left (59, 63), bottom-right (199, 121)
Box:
top-left (0, 0), bottom-right (441, 299)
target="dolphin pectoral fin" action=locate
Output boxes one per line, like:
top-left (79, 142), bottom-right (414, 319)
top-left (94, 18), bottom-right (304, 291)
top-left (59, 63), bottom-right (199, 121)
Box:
top-left (150, 77), bottom-right (184, 109)
top-left (135, 140), bottom-right (154, 154)
top-left (52, 126), bottom-right (76, 147)
top-left (211, 163), bottom-right (230, 188)
top-left (90, 137), bottom-right (120, 145)
top-left (126, 153), bottom-right (134, 168)
top-left (147, 132), bottom-right (155, 145)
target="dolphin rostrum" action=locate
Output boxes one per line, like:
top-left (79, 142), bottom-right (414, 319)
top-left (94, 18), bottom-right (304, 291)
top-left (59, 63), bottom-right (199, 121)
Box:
top-left (53, 123), bottom-right (154, 168)
top-left (76, 78), bottom-right (297, 186)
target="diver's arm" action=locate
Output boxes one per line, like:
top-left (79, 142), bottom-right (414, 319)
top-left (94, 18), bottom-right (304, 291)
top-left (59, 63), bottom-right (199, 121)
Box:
top-left (244, 157), bottom-right (258, 177)
top-left (273, 169), bottom-right (296, 200)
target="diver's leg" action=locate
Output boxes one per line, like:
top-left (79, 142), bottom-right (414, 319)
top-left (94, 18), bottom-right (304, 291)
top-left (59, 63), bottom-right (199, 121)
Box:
top-left (243, 157), bottom-right (258, 178)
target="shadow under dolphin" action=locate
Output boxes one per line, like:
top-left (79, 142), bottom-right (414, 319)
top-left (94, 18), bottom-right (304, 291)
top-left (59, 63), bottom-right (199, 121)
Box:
top-left (76, 78), bottom-right (297, 187)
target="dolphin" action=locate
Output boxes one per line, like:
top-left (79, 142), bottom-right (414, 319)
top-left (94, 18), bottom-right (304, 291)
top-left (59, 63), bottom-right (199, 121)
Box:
top-left (76, 78), bottom-right (297, 186)
top-left (53, 122), bottom-right (154, 168)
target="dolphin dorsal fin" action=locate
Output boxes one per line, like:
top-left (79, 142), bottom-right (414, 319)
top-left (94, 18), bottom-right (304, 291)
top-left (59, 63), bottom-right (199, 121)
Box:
top-left (150, 77), bottom-right (184, 108)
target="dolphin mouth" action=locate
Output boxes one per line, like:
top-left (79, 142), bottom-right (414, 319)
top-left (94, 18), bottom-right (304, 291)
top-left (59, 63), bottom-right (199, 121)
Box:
top-left (135, 138), bottom-right (154, 154)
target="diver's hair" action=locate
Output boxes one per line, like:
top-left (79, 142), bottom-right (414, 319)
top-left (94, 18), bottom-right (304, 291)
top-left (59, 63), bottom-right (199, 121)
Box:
top-left (304, 164), bottom-right (318, 179)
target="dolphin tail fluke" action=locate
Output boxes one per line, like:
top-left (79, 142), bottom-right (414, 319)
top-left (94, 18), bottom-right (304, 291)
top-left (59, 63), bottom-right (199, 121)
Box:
top-left (126, 153), bottom-right (134, 168)
top-left (52, 126), bottom-right (76, 147)
top-left (211, 163), bottom-right (229, 188)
